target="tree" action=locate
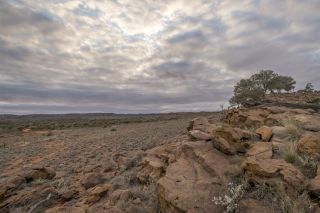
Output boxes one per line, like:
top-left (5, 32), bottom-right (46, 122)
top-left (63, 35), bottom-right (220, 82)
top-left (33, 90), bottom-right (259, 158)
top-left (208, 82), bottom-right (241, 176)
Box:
top-left (229, 70), bottom-right (296, 106)
top-left (305, 83), bottom-right (314, 92)
top-left (250, 70), bottom-right (278, 93)
top-left (269, 76), bottom-right (296, 93)
top-left (282, 76), bottom-right (296, 92)
top-left (229, 79), bottom-right (265, 105)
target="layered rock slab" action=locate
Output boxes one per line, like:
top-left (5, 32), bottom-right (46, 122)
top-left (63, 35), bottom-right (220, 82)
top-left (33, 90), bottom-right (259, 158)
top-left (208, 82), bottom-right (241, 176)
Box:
top-left (157, 141), bottom-right (231, 213)
top-left (242, 157), bottom-right (305, 189)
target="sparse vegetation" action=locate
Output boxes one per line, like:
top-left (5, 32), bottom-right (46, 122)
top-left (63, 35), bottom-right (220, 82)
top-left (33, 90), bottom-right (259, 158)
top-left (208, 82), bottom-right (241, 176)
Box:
top-left (0, 112), bottom-right (215, 133)
top-left (212, 180), bottom-right (248, 213)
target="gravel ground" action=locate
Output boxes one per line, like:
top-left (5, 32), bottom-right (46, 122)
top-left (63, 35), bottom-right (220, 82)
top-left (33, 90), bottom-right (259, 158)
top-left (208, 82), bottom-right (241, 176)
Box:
top-left (0, 118), bottom-right (191, 175)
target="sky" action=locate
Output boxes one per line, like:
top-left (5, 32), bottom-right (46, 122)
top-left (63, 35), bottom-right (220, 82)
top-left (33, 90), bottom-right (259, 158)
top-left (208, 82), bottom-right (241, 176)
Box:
top-left (0, 0), bottom-right (319, 114)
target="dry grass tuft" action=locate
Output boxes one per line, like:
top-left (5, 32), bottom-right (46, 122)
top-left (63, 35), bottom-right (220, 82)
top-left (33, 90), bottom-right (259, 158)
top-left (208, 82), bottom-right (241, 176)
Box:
top-left (282, 142), bottom-right (298, 164)
top-left (281, 118), bottom-right (303, 142)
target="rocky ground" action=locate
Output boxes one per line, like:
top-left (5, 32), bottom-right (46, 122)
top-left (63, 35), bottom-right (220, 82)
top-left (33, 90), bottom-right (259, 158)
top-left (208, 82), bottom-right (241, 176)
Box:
top-left (1, 94), bottom-right (320, 213)
top-left (0, 114), bottom-right (219, 212)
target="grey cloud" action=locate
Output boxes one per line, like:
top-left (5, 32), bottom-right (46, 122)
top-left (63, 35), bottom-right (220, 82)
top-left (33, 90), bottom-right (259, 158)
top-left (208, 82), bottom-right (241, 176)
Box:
top-left (0, 1), bottom-right (63, 34)
top-left (168, 30), bottom-right (206, 44)
top-left (0, 0), bottom-right (319, 114)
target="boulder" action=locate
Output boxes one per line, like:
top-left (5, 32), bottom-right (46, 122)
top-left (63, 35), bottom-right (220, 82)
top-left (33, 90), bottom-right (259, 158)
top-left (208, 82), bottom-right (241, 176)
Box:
top-left (242, 158), bottom-right (305, 188)
top-left (86, 184), bottom-right (111, 203)
top-left (103, 160), bottom-right (117, 172)
top-left (255, 126), bottom-right (273, 142)
top-left (138, 155), bottom-right (166, 183)
top-left (157, 141), bottom-right (231, 213)
top-left (308, 175), bottom-right (320, 197)
top-left (25, 167), bottom-right (56, 182)
top-left (246, 142), bottom-right (272, 159)
top-left (213, 125), bottom-right (258, 143)
top-left (188, 117), bottom-right (216, 134)
top-left (239, 199), bottom-right (275, 213)
top-left (108, 189), bottom-right (131, 205)
top-left (297, 133), bottom-right (320, 159)
top-left (59, 189), bottom-right (78, 202)
top-left (212, 125), bottom-right (256, 153)
top-left (295, 114), bottom-right (320, 132)
top-left (212, 135), bottom-right (236, 155)
top-left (225, 108), bottom-right (267, 128)
top-left (189, 130), bottom-right (211, 141)
top-left (138, 141), bottom-right (181, 183)
top-left (81, 173), bottom-right (105, 189)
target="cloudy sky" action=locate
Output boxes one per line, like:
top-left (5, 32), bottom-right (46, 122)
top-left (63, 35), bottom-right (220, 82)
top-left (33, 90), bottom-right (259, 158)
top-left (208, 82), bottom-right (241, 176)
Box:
top-left (0, 0), bottom-right (319, 114)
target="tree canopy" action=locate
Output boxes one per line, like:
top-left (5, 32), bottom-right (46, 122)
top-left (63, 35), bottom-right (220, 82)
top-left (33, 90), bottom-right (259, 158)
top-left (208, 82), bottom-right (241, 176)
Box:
top-left (230, 70), bottom-right (296, 106)
top-left (305, 83), bottom-right (314, 92)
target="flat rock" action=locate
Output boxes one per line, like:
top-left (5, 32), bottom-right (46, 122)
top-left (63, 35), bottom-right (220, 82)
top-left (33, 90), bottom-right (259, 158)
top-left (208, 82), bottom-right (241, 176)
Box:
top-left (246, 142), bottom-right (272, 159)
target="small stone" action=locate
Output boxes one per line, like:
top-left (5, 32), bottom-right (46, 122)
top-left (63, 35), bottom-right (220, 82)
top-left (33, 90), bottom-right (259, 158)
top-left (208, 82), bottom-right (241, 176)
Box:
top-left (132, 198), bottom-right (141, 204)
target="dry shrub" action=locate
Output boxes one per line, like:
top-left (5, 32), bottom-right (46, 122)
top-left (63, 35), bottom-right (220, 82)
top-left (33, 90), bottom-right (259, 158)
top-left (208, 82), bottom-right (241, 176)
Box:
top-left (212, 179), bottom-right (249, 213)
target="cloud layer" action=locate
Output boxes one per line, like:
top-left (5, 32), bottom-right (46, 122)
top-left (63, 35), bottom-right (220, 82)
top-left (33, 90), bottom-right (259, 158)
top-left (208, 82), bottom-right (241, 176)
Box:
top-left (1, 0), bottom-right (319, 114)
